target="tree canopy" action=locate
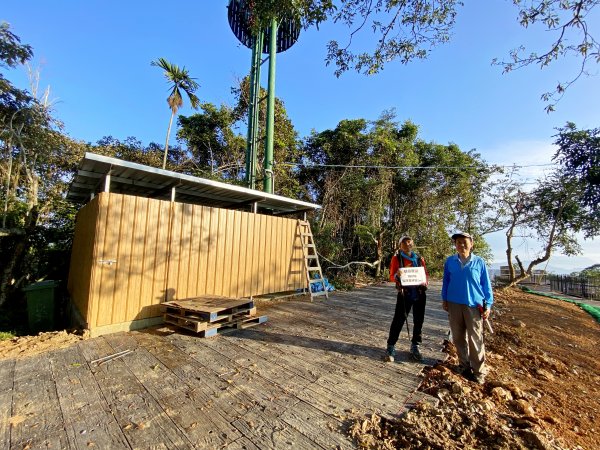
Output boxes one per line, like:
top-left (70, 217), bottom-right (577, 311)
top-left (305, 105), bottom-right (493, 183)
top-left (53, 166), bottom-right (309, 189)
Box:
top-left (177, 77), bottom-right (303, 198)
top-left (552, 122), bottom-right (600, 237)
top-left (481, 124), bottom-right (600, 286)
top-left (251, 0), bottom-right (599, 110)
top-left (151, 57), bottom-right (200, 169)
top-left (1, 23), bottom-right (86, 307)
top-left (297, 111), bottom-right (492, 277)
top-left (1, 21), bottom-right (597, 313)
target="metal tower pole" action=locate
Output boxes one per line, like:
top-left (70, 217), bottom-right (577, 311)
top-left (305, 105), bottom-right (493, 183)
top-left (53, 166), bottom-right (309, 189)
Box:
top-left (244, 37), bottom-right (257, 188)
top-left (228, 0), bottom-right (299, 193)
top-left (245, 31), bottom-right (263, 189)
top-left (263, 17), bottom-right (278, 194)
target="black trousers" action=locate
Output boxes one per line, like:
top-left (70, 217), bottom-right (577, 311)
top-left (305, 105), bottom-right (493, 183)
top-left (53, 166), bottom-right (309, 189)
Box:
top-left (386, 288), bottom-right (426, 347)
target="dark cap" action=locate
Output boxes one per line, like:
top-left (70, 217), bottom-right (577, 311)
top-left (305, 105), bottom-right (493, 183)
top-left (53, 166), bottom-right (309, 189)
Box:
top-left (451, 231), bottom-right (473, 241)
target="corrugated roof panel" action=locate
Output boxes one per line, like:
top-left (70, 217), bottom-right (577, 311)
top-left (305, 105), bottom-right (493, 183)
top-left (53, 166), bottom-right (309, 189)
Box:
top-left (66, 153), bottom-right (320, 215)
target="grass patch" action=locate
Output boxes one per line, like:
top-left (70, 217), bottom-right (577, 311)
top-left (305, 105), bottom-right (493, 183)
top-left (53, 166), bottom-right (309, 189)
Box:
top-left (0, 331), bottom-right (16, 341)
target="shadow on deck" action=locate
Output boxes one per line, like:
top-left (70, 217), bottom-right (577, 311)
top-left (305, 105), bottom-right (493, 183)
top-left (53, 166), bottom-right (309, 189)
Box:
top-left (1, 282), bottom-right (449, 449)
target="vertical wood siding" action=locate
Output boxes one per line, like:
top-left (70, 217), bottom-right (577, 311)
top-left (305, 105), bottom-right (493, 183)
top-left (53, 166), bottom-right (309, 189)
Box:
top-left (67, 196), bottom-right (100, 325)
top-left (68, 193), bottom-right (307, 329)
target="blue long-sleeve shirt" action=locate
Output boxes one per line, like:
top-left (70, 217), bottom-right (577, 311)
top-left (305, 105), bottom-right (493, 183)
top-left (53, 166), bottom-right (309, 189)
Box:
top-left (442, 254), bottom-right (494, 308)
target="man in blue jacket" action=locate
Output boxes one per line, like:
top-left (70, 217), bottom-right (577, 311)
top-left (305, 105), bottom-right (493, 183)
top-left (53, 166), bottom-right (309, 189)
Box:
top-left (442, 231), bottom-right (493, 384)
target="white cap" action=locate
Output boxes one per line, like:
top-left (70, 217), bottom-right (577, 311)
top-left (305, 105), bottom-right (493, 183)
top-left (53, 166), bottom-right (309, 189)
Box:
top-left (451, 231), bottom-right (473, 241)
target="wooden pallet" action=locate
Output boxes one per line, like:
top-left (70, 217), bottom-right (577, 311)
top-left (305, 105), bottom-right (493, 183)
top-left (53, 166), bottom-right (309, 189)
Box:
top-left (164, 313), bottom-right (268, 337)
top-left (161, 295), bottom-right (267, 337)
top-left (163, 307), bottom-right (256, 332)
top-left (163, 296), bottom-right (255, 322)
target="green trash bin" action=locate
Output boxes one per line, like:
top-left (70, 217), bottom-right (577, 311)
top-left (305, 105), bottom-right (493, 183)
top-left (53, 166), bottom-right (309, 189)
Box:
top-left (23, 280), bottom-right (59, 333)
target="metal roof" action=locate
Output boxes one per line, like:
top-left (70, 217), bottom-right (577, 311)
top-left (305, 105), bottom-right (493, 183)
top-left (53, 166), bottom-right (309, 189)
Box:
top-left (66, 153), bottom-right (320, 215)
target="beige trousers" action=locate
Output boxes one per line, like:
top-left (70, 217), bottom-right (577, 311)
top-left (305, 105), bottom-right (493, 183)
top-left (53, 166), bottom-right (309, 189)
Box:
top-left (447, 302), bottom-right (487, 376)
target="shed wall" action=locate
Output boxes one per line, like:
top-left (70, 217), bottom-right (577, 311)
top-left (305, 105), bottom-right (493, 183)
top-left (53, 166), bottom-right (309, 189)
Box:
top-left (67, 195), bottom-right (100, 325)
top-left (69, 192), bottom-right (306, 331)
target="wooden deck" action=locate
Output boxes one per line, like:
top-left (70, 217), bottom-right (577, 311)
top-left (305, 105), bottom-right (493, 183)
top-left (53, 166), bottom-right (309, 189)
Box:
top-left (1, 282), bottom-right (449, 449)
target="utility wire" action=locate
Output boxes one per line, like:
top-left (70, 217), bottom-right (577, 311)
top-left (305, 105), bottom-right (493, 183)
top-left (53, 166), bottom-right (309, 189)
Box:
top-left (280, 162), bottom-right (557, 170)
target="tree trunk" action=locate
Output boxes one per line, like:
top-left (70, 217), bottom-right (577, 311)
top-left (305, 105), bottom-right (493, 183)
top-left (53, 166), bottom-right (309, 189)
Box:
top-left (2, 139), bottom-right (13, 229)
top-left (505, 198), bottom-right (566, 289)
top-left (0, 206), bottom-right (39, 307)
top-left (163, 111), bottom-right (175, 169)
top-left (505, 221), bottom-right (516, 282)
top-left (375, 229), bottom-right (384, 277)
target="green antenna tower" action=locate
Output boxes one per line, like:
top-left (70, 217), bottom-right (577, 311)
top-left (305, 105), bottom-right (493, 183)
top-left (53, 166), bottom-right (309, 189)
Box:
top-left (227, 1), bottom-right (300, 194)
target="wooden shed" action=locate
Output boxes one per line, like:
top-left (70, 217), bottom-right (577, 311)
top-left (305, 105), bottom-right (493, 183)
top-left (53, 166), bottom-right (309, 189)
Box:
top-left (66, 153), bottom-right (320, 337)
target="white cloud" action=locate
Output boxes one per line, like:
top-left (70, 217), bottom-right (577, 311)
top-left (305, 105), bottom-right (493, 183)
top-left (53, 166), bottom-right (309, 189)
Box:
top-left (480, 139), bottom-right (558, 183)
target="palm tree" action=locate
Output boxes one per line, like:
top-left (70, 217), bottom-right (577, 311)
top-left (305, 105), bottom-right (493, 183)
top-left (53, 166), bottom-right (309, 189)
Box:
top-left (151, 57), bottom-right (200, 169)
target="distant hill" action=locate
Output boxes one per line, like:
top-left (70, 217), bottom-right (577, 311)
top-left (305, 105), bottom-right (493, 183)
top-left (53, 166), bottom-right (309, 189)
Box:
top-left (489, 262), bottom-right (579, 276)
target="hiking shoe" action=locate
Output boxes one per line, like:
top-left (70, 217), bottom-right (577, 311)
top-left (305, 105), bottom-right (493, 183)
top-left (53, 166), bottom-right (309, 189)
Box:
top-left (473, 373), bottom-right (486, 385)
top-left (460, 365), bottom-right (474, 379)
top-left (410, 344), bottom-right (423, 361)
top-left (384, 345), bottom-right (396, 362)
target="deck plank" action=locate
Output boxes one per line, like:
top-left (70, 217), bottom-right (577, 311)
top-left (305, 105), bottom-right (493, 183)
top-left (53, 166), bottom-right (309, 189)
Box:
top-left (0, 358), bottom-right (15, 448)
top-left (132, 331), bottom-right (257, 418)
top-left (78, 336), bottom-right (195, 449)
top-left (10, 353), bottom-right (70, 449)
top-left (2, 282), bottom-right (448, 449)
top-left (103, 332), bottom-right (243, 448)
top-left (230, 404), bottom-right (327, 450)
top-left (279, 399), bottom-right (356, 450)
top-left (48, 345), bottom-right (130, 449)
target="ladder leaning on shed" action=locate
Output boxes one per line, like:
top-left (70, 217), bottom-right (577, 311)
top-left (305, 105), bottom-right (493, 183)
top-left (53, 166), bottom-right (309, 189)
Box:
top-left (297, 219), bottom-right (328, 300)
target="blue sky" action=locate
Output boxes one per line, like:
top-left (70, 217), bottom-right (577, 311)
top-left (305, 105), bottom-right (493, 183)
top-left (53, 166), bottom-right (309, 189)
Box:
top-left (3, 1), bottom-right (599, 272)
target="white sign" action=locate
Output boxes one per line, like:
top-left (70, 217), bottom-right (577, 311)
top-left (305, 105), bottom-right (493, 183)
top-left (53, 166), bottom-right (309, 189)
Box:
top-left (399, 266), bottom-right (427, 286)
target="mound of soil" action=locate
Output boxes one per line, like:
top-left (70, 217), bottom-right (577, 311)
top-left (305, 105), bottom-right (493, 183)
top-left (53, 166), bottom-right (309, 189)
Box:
top-left (350, 288), bottom-right (600, 450)
top-left (0, 329), bottom-right (86, 360)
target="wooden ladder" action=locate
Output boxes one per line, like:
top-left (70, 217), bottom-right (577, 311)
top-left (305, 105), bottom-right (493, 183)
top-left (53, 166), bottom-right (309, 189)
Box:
top-left (297, 220), bottom-right (328, 300)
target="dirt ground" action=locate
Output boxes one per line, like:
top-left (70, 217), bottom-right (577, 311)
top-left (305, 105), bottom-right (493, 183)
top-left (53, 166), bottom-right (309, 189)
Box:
top-left (0, 329), bottom-right (86, 360)
top-left (2, 288), bottom-right (599, 449)
top-left (350, 288), bottom-right (600, 450)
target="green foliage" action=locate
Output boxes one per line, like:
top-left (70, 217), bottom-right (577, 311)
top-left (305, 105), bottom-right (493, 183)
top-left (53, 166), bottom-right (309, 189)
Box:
top-left (532, 174), bottom-right (587, 255)
top-left (0, 22), bottom-right (34, 117)
top-left (176, 78), bottom-right (303, 197)
top-left (571, 264), bottom-right (600, 279)
top-left (177, 103), bottom-right (246, 180)
top-left (0, 331), bottom-right (15, 341)
top-left (1, 23), bottom-right (87, 307)
top-left (151, 57), bottom-right (200, 168)
top-left (299, 110), bottom-right (492, 278)
top-left (483, 131), bottom-right (600, 286)
top-left (552, 122), bottom-right (600, 237)
top-left (151, 58), bottom-right (200, 112)
top-left (252, 1), bottom-right (460, 76)
top-left (492, 123), bottom-right (600, 282)
top-left (252, 2), bottom-right (599, 110)
top-left (355, 224), bottom-right (377, 246)
top-left (232, 76), bottom-right (303, 197)
top-left (497, 1), bottom-right (600, 112)
top-left (0, 22), bottom-right (33, 69)
top-left (93, 136), bottom-right (166, 167)
top-left (312, 222), bottom-right (345, 269)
